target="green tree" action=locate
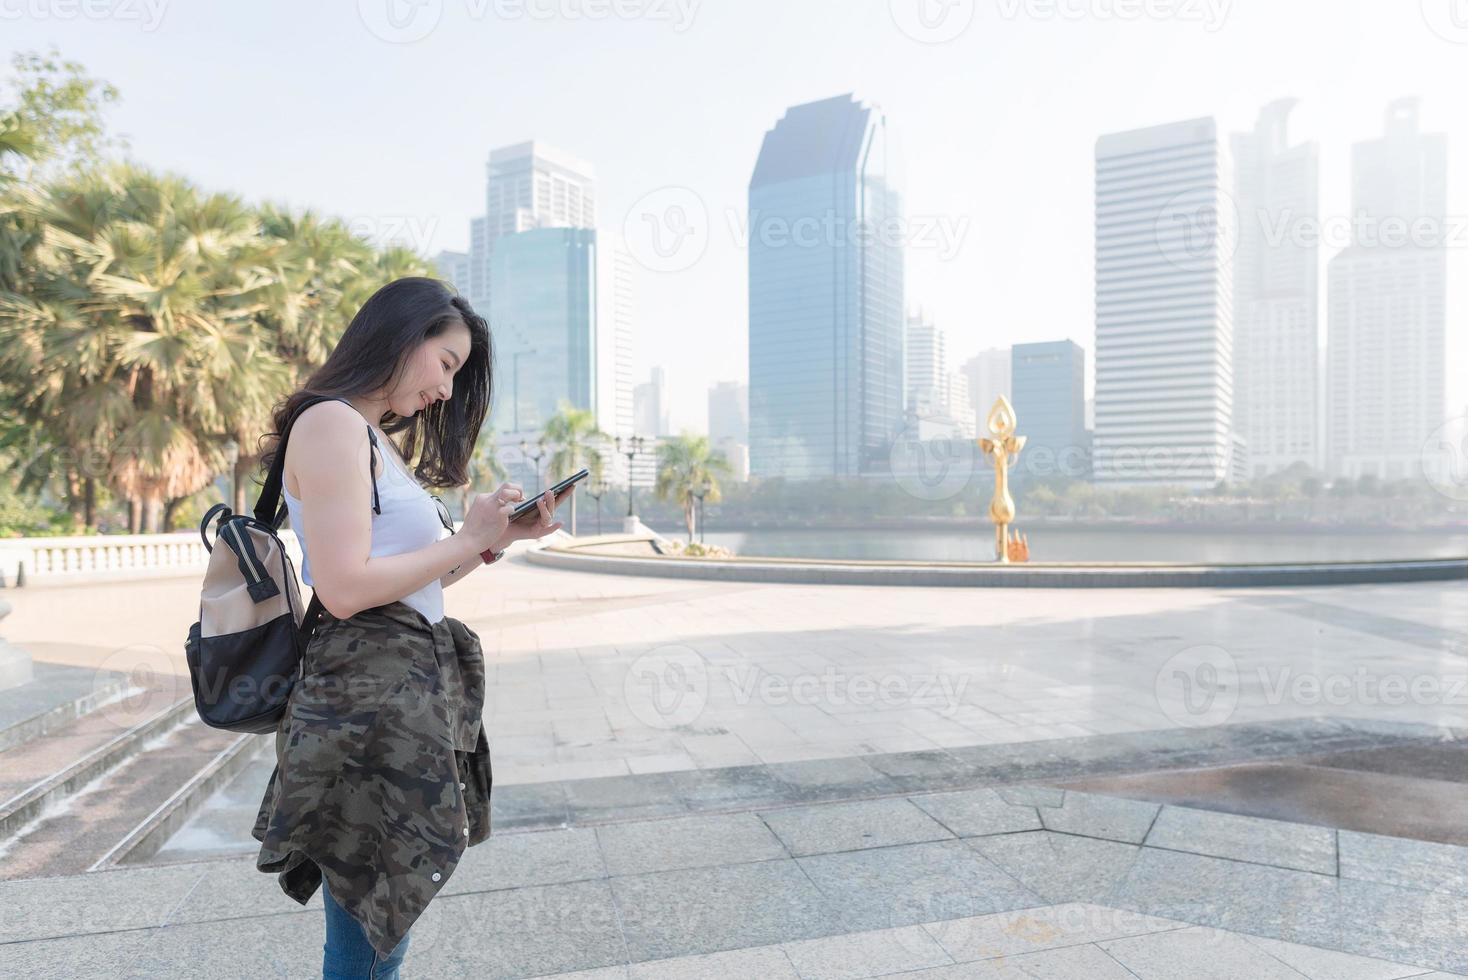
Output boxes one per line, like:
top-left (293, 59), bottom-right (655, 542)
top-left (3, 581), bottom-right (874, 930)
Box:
top-left (654, 432), bottom-right (732, 543)
top-left (541, 401), bottom-right (607, 535)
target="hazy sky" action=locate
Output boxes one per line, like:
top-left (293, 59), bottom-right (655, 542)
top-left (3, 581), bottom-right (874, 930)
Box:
top-left (4, 0), bottom-right (1465, 434)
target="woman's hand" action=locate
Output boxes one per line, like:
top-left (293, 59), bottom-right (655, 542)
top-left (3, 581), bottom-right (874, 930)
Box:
top-left (462, 482), bottom-right (523, 553)
top-left (492, 484), bottom-right (572, 550)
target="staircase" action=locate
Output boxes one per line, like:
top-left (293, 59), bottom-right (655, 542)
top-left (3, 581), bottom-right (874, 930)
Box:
top-left (0, 671), bottom-right (270, 879)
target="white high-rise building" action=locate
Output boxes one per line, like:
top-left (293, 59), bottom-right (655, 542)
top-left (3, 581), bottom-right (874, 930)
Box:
top-left (905, 309), bottom-right (948, 418)
top-left (1094, 116), bottom-right (1237, 487)
top-left (469, 141), bottom-right (597, 309)
top-left (961, 348), bottom-right (1011, 437)
top-left (634, 366), bottom-right (670, 437)
top-left (1232, 100), bottom-right (1319, 477)
top-left (1326, 99), bottom-right (1447, 482)
top-left (596, 234), bottom-right (636, 442)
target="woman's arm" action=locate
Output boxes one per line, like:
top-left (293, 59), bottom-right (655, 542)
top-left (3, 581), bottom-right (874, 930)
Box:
top-left (292, 401), bottom-right (486, 619)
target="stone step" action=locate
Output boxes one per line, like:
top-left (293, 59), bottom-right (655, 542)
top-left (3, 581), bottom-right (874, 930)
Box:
top-left (0, 708), bottom-right (264, 879)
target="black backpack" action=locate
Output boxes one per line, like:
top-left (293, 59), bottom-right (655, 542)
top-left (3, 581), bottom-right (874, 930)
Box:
top-left (185, 394), bottom-right (385, 733)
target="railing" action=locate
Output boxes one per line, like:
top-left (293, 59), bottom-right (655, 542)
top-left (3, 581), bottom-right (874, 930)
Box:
top-left (0, 529), bottom-right (303, 584)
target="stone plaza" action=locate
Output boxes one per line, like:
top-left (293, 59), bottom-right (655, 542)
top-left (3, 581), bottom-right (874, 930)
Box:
top-left (1, 550), bottom-right (1465, 978)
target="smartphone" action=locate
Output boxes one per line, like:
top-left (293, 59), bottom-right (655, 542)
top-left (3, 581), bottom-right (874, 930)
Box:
top-left (509, 468), bottom-right (589, 524)
top-left (479, 468), bottom-right (590, 562)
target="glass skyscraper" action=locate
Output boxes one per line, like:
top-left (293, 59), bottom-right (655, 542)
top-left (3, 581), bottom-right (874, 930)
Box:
top-left (748, 94), bottom-right (905, 480)
top-left (1011, 340), bottom-right (1089, 481)
top-left (487, 227), bottom-right (597, 435)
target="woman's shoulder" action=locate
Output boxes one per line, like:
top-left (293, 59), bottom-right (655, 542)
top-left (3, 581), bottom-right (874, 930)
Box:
top-left (284, 400), bottom-right (375, 485)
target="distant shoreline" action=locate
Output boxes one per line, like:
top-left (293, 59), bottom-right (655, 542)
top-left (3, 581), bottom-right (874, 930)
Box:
top-left (690, 517), bottom-right (1468, 536)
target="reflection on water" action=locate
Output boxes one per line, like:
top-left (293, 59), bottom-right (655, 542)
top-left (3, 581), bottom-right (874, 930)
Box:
top-left (702, 527), bottom-right (1468, 563)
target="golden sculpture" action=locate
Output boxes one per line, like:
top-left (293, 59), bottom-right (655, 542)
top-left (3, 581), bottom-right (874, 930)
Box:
top-left (979, 396), bottom-right (1027, 564)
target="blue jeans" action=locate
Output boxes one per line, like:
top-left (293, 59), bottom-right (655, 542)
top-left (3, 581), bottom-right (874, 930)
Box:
top-left (321, 877), bottom-right (410, 979)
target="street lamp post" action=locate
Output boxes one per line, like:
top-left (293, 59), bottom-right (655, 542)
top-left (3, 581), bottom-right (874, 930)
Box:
top-left (519, 438), bottom-right (547, 495)
top-left (617, 435), bottom-right (646, 525)
top-left (696, 476), bottom-right (712, 544)
top-left (586, 478), bottom-right (607, 535)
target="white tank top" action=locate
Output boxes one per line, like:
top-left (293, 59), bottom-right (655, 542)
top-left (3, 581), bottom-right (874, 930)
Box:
top-left (282, 409), bottom-right (446, 625)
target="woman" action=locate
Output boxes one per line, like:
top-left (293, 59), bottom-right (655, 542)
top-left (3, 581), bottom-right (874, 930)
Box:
top-left (250, 277), bottom-right (570, 978)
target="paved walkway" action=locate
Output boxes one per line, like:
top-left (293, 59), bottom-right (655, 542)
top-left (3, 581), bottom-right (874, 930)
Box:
top-left (3, 556), bottom-right (1468, 976)
top-left (3, 776), bottom-right (1466, 976)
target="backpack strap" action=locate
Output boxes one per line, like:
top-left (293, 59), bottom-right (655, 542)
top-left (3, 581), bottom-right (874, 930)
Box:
top-left (255, 395), bottom-right (383, 526)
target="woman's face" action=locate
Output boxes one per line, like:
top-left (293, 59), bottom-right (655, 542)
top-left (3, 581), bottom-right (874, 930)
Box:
top-left (390, 319), bottom-right (472, 417)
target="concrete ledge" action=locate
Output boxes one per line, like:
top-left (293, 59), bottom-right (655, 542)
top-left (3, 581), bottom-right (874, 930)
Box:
top-left (528, 540), bottom-right (1468, 588)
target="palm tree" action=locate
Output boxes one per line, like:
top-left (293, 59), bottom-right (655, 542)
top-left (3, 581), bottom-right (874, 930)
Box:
top-left (654, 433), bottom-right (732, 543)
top-left (541, 400), bottom-right (607, 535)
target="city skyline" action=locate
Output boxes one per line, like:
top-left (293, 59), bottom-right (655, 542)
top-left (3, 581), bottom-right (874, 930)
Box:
top-left (9, 1), bottom-right (1463, 443)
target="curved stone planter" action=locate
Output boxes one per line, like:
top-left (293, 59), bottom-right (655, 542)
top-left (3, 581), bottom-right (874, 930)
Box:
top-left (527, 541), bottom-right (1468, 588)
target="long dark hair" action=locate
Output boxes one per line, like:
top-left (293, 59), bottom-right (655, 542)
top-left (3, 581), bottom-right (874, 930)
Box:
top-left (258, 277), bottom-right (493, 490)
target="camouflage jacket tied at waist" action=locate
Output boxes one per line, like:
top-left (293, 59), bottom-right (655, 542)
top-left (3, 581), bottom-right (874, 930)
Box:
top-left (252, 599), bottom-right (493, 957)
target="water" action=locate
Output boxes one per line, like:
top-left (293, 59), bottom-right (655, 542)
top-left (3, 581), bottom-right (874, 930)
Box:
top-left (700, 526), bottom-right (1468, 563)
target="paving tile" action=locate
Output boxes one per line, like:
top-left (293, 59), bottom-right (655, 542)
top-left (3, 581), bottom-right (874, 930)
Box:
top-left (113, 909), bottom-right (325, 979)
top-left (859, 749), bottom-right (983, 793)
top-left (596, 812), bottom-right (789, 875)
top-left (490, 779), bottom-right (572, 831)
top-left (1101, 925), bottom-right (1320, 979)
top-left (1033, 790), bottom-right (1161, 844)
top-left (779, 924), bottom-right (952, 978)
top-left (968, 830), bottom-right (1143, 905)
top-left (758, 797), bottom-right (955, 857)
top-left (445, 826), bottom-right (606, 894)
top-left (1241, 931), bottom-right (1446, 980)
top-left (563, 772), bottom-right (689, 823)
top-left (764, 756), bottom-right (900, 802)
top-left (884, 942), bottom-right (1142, 978)
top-left (907, 787), bottom-right (1043, 838)
top-left (1144, 804), bottom-right (1338, 875)
top-left (1339, 829), bottom-right (1468, 897)
top-left (796, 839), bottom-right (1039, 933)
top-left (0, 926), bottom-right (156, 980)
top-left (610, 858), bottom-right (842, 961)
top-left (382, 880), bottom-right (628, 978)
top-left (922, 901), bottom-right (1187, 962)
top-left (665, 764), bottom-right (793, 812)
top-left (163, 854), bottom-right (323, 925)
top-left (0, 862), bottom-right (209, 943)
top-left (627, 945), bottom-right (798, 979)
